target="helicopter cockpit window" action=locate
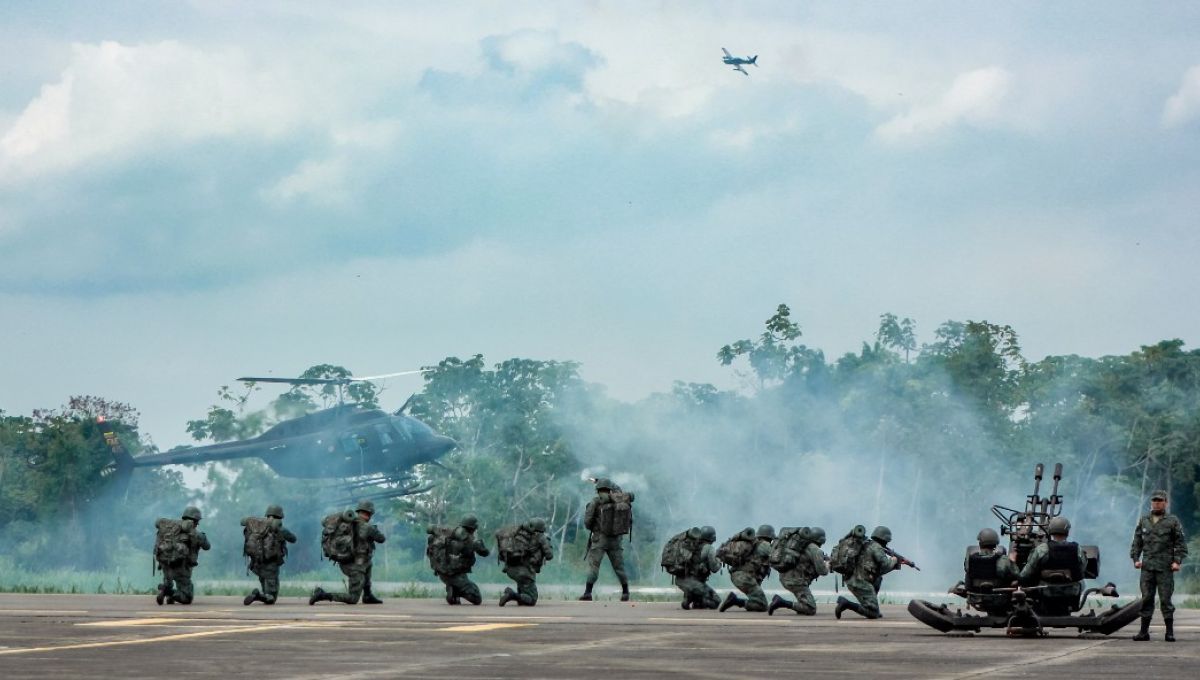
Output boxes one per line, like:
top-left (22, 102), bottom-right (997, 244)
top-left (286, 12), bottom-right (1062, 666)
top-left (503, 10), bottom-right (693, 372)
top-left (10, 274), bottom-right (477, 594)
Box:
top-left (373, 424), bottom-right (394, 446)
top-left (390, 418), bottom-right (414, 443)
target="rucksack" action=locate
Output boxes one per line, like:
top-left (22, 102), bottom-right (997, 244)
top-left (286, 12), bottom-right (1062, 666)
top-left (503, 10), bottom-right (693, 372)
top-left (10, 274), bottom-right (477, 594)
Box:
top-left (770, 527), bottom-right (809, 571)
top-left (321, 511), bottom-right (357, 563)
top-left (243, 516), bottom-right (284, 564)
top-left (426, 526), bottom-right (465, 575)
top-left (154, 518), bottom-right (192, 567)
top-left (660, 528), bottom-right (702, 577)
top-left (716, 528), bottom-right (757, 569)
top-left (495, 525), bottom-right (538, 565)
top-left (829, 525), bottom-right (868, 577)
top-left (596, 491), bottom-right (634, 536)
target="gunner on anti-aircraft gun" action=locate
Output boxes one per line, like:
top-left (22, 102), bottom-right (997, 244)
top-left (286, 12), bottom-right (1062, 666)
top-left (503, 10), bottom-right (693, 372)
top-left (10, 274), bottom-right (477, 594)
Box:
top-left (1017, 516), bottom-right (1087, 616)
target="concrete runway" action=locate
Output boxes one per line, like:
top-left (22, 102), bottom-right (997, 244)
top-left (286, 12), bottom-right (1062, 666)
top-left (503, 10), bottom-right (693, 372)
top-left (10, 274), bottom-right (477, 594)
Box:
top-left (0, 594), bottom-right (1195, 679)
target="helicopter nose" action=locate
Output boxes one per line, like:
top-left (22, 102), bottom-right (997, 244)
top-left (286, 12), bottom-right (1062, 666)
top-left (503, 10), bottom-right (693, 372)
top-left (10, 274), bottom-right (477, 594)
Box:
top-left (424, 434), bottom-right (457, 461)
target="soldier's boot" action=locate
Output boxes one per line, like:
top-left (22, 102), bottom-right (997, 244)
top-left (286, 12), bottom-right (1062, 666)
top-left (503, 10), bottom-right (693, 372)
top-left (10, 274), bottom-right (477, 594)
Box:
top-left (155, 584), bottom-right (172, 606)
top-left (1132, 615), bottom-right (1151, 641)
top-left (578, 583), bottom-right (594, 601)
top-left (1165, 618), bottom-right (1175, 642)
top-left (719, 592), bottom-right (745, 613)
top-left (499, 588), bottom-right (517, 607)
top-left (620, 583), bottom-right (630, 602)
top-left (681, 594), bottom-right (692, 610)
top-left (834, 596), bottom-right (864, 620)
top-left (464, 592), bottom-right (483, 606)
top-left (308, 587), bottom-right (332, 606)
top-left (768, 594), bottom-right (792, 616)
top-left (243, 589), bottom-right (262, 606)
top-left (361, 586), bottom-right (383, 605)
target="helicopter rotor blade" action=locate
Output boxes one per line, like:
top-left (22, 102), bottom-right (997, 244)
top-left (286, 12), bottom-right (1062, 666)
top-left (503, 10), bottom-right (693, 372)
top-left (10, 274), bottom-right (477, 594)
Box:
top-left (353, 369), bottom-right (430, 382)
top-left (237, 376), bottom-right (349, 386)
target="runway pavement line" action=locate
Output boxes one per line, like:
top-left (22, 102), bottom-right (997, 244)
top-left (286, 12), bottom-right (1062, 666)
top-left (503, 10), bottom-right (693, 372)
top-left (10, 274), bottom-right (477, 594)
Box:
top-left (933, 639), bottom-right (1112, 680)
top-left (314, 613), bottom-right (414, 619)
top-left (77, 618), bottom-right (188, 627)
top-left (435, 622), bottom-right (538, 632)
top-left (0, 622), bottom-right (303, 656)
top-left (463, 615), bottom-right (574, 621)
top-left (0, 610), bottom-right (89, 615)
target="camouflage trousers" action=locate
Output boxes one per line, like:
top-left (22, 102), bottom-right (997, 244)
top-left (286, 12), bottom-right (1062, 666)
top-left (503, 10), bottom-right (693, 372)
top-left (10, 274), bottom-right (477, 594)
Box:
top-left (329, 561), bottom-right (372, 604)
top-left (503, 564), bottom-right (540, 606)
top-left (159, 563), bottom-right (196, 604)
top-left (439, 572), bottom-right (482, 605)
top-left (778, 571), bottom-right (817, 615)
top-left (730, 569), bottom-right (768, 612)
top-left (585, 534), bottom-right (628, 586)
top-left (250, 561), bottom-right (283, 604)
top-left (1139, 568), bottom-right (1175, 619)
top-left (675, 575), bottom-right (720, 609)
top-left (845, 577), bottom-right (881, 619)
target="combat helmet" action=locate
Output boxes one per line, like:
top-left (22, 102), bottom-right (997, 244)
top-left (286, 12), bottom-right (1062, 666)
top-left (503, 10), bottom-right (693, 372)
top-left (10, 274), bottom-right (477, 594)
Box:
top-left (871, 526), bottom-right (893, 544)
top-left (756, 524), bottom-right (776, 541)
top-left (1047, 516), bottom-right (1071, 537)
top-left (699, 525), bottom-right (717, 543)
top-left (594, 478), bottom-right (614, 491)
top-left (460, 514), bottom-right (479, 531)
top-left (182, 506), bottom-right (202, 521)
top-left (356, 500), bottom-right (376, 516)
top-left (528, 518), bottom-right (547, 532)
top-left (265, 504), bottom-right (284, 519)
top-left (977, 528), bottom-right (999, 549)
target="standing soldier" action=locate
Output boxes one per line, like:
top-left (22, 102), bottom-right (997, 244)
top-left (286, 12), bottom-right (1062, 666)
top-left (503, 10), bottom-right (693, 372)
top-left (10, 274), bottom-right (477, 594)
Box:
top-left (242, 504), bottom-right (298, 606)
top-left (428, 515), bottom-right (491, 605)
top-left (1017, 516), bottom-right (1086, 616)
top-left (769, 527), bottom-right (829, 616)
top-left (154, 506), bottom-right (211, 605)
top-left (835, 526), bottom-right (901, 620)
top-left (310, 500), bottom-right (386, 605)
top-left (579, 478), bottom-right (634, 602)
top-left (497, 518), bottom-right (554, 606)
top-left (719, 524), bottom-right (775, 613)
top-left (677, 526), bottom-right (722, 610)
top-left (1131, 490), bottom-right (1188, 642)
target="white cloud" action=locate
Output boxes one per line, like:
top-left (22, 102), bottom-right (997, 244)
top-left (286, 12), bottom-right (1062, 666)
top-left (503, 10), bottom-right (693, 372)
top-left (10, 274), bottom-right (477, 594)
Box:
top-left (875, 67), bottom-right (1013, 143)
top-left (1163, 64), bottom-right (1200, 128)
top-left (0, 40), bottom-right (320, 184)
top-left (261, 156), bottom-right (350, 207)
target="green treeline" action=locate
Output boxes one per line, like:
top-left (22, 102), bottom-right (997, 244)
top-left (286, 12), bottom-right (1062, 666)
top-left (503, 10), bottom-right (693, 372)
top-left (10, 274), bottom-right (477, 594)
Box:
top-left (2, 306), bottom-right (1198, 590)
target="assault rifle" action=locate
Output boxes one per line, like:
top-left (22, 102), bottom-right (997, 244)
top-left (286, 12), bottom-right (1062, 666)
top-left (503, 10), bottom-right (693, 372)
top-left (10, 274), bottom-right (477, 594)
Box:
top-left (884, 546), bottom-right (920, 571)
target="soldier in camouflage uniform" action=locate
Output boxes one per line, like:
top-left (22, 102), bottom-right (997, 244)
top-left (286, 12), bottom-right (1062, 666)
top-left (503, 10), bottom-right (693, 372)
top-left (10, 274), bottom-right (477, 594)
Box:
top-left (309, 500), bottom-right (386, 606)
top-left (677, 525), bottom-right (721, 610)
top-left (1131, 489), bottom-right (1188, 642)
top-left (498, 518), bottom-right (554, 607)
top-left (835, 526), bottom-right (901, 620)
top-left (719, 524), bottom-right (775, 613)
top-left (156, 506), bottom-right (211, 606)
top-left (242, 504), bottom-right (298, 606)
top-left (1017, 516), bottom-right (1086, 616)
top-left (580, 478), bottom-right (632, 602)
top-left (769, 527), bottom-right (829, 616)
top-left (958, 527), bottom-right (1019, 615)
top-left (433, 514), bottom-right (490, 605)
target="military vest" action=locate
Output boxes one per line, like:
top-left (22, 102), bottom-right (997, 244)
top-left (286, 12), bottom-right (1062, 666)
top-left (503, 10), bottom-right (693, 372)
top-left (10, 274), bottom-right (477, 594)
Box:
top-left (1040, 541), bottom-right (1083, 583)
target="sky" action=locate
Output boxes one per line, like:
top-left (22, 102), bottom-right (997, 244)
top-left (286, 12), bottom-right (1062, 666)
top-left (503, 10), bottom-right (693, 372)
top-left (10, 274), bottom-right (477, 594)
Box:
top-left (2, 1), bottom-right (1199, 449)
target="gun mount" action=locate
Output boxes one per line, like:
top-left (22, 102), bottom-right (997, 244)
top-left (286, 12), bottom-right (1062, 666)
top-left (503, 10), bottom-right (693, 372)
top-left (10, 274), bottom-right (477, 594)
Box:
top-left (908, 463), bottom-right (1142, 636)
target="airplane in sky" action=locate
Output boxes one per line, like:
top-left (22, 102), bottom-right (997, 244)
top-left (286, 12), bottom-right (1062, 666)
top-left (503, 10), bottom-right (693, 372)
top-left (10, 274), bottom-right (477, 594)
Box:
top-left (722, 48), bottom-right (758, 76)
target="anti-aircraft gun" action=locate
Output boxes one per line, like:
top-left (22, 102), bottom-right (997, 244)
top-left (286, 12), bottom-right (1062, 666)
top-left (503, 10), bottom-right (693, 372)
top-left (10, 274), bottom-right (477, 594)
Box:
top-left (907, 463), bottom-right (1143, 636)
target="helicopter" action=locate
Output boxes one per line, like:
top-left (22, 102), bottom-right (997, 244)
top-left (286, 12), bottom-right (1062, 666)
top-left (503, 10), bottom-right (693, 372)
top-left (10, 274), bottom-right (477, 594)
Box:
top-left (100, 372), bottom-right (457, 501)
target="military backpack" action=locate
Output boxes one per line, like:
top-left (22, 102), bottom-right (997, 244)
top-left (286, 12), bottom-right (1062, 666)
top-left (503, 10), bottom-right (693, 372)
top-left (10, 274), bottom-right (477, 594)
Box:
top-left (596, 490), bottom-right (634, 536)
top-left (495, 525), bottom-right (539, 566)
top-left (426, 526), bottom-right (466, 576)
top-left (829, 525), bottom-right (868, 577)
top-left (321, 510), bottom-right (357, 563)
top-left (716, 528), bottom-right (757, 569)
top-left (769, 526), bottom-right (809, 571)
top-left (660, 528), bottom-right (703, 577)
top-left (243, 516), bottom-right (285, 564)
top-left (154, 518), bottom-right (193, 568)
